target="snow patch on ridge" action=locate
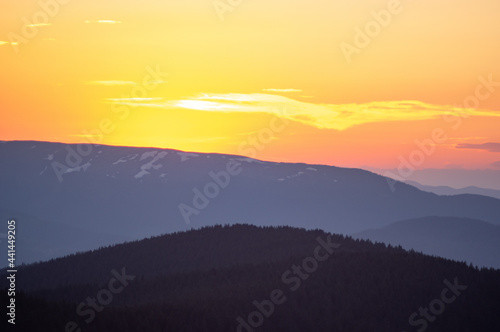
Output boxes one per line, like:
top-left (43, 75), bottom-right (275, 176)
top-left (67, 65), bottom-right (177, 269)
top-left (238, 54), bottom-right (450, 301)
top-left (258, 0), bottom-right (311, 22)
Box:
top-left (140, 151), bottom-right (159, 161)
top-left (113, 153), bottom-right (140, 165)
top-left (234, 157), bottom-right (263, 164)
top-left (113, 158), bottom-right (128, 165)
top-left (134, 151), bottom-right (168, 179)
top-left (177, 152), bottom-right (199, 162)
top-left (65, 162), bottom-right (91, 174)
top-left (279, 172), bottom-right (305, 182)
top-left (134, 169), bottom-right (150, 179)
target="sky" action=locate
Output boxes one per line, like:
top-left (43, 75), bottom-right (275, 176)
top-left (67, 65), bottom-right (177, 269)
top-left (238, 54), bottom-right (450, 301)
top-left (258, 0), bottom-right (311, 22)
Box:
top-left (1, 0), bottom-right (500, 183)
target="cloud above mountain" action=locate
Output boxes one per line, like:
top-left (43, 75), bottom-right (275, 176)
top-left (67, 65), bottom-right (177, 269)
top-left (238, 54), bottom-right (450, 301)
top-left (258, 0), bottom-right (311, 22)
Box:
top-left (456, 142), bottom-right (500, 152)
top-left (111, 93), bottom-right (500, 131)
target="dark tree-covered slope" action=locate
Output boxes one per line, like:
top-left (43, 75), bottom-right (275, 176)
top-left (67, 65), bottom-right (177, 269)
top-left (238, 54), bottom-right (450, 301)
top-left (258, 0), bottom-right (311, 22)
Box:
top-left (2, 224), bottom-right (499, 332)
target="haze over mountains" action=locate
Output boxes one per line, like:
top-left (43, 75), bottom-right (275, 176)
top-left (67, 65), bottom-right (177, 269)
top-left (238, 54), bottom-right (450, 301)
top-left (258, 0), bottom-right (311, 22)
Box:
top-left (1, 140), bottom-right (500, 269)
top-left (367, 167), bottom-right (500, 192)
top-left (405, 180), bottom-right (500, 200)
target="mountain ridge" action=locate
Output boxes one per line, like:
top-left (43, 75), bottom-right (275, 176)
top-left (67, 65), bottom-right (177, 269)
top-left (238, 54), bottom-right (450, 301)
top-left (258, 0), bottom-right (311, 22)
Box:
top-left (2, 140), bottom-right (500, 267)
top-left (405, 180), bottom-right (500, 200)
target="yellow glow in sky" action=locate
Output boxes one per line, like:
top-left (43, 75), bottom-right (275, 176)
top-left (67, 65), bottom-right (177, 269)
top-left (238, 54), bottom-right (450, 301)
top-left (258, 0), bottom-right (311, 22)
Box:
top-left (1, 0), bottom-right (500, 170)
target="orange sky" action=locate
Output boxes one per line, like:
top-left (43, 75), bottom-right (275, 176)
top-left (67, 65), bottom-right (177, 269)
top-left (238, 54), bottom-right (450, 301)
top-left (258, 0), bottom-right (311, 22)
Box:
top-left (1, 0), bottom-right (500, 170)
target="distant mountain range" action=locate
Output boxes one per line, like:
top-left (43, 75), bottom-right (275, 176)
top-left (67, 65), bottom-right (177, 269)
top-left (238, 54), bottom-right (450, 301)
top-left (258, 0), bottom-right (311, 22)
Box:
top-left (2, 224), bottom-right (499, 332)
top-left (367, 167), bottom-right (500, 191)
top-left (1, 140), bottom-right (500, 268)
top-left (353, 216), bottom-right (500, 269)
top-left (405, 180), bottom-right (500, 200)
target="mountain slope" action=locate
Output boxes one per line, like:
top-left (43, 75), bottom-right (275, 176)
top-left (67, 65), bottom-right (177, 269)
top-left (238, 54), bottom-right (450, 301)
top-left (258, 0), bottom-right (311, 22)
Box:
top-left (353, 216), bottom-right (500, 268)
top-left (2, 140), bottom-right (500, 266)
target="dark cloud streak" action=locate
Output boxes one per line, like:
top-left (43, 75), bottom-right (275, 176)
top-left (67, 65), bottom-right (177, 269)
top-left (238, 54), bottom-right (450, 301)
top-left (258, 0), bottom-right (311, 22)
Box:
top-left (456, 142), bottom-right (500, 152)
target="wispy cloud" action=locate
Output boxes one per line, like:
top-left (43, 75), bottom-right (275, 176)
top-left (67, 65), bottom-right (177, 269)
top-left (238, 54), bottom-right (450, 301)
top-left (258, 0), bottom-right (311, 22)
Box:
top-left (447, 137), bottom-right (488, 142)
top-left (456, 142), bottom-right (500, 152)
top-left (492, 161), bottom-right (500, 169)
top-left (108, 93), bottom-right (500, 131)
top-left (0, 41), bottom-right (21, 47)
top-left (25, 23), bottom-right (52, 28)
top-left (262, 88), bottom-right (302, 93)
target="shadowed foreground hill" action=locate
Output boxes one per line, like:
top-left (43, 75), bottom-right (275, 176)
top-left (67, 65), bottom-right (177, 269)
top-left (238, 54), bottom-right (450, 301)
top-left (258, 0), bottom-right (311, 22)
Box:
top-left (2, 224), bottom-right (500, 331)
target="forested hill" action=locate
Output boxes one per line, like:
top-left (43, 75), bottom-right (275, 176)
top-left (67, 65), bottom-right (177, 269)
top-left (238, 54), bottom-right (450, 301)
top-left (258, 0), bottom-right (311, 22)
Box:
top-left (8, 224), bottom-right (350, 291)
top-left (2, 224), bottom-right (500, 331)
top-left (3, 141), bottom-right (500, 267)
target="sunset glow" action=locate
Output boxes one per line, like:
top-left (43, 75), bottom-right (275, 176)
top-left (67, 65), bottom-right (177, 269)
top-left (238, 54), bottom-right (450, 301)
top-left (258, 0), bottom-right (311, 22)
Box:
top-left (1, 0), bottom-right (500, 170)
